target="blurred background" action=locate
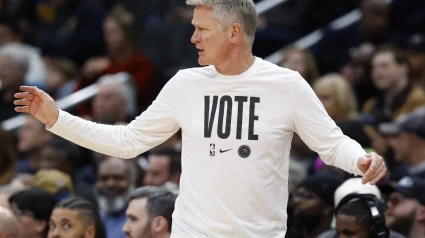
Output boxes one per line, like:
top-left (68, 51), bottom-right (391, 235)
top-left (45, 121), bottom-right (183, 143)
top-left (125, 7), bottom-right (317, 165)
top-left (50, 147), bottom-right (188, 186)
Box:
top-left (0, 0), bottom-right (425, 237)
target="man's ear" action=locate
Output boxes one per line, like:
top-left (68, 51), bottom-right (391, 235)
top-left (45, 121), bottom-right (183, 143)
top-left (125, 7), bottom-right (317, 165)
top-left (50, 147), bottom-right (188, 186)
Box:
top-left (35, 220), bottom-right (47, 233)
top-left (230, 23), bottom-right (243, 43)
top-left (151, 216), bottom-right (169, 234)
top-left (85, 225), bottom-right (96, 238)
top-left (416, 206), bottom-right (425, 223)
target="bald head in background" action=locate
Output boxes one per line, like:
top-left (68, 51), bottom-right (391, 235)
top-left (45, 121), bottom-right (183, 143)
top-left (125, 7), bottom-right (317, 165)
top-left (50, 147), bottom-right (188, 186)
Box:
top-left (0, 206), bottom-right (19, 238)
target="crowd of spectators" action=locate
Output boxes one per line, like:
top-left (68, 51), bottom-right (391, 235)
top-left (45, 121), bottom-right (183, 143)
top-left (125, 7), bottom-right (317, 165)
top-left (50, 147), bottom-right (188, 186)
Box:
top-left (0, 0), bottom-right (425, 237)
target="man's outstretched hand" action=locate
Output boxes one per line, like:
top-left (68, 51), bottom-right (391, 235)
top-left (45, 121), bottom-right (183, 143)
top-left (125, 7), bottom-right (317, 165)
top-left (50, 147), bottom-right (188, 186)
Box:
top-left (14, 86), bottom-right (59, 127)
top-left (357, 152), bottom-right (387, 185)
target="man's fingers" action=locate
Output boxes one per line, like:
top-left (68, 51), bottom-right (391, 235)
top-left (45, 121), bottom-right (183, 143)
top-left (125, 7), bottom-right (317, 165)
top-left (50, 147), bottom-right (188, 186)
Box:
top-left (19, 85), bottom-right (40, 94)
top-left (14, 92), bottom-right (35, 100)
top-left (370, 163), bottom-right (387, 185)
top-left (15, 106), bottom-right (31, 113)
top-left (14, 99), bottom-right (32, 106)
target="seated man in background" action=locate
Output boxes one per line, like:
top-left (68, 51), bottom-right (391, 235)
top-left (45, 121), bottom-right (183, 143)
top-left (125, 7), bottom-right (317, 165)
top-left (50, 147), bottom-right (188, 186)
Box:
top-left (334, 193), bottom-right (404, 238)
top-left (48, 197), bottom-right (106, 238)
top-left (123, 186), bottom-right (177, 238)
top-left (143, 148), bottom-right (181, 190)
top-left (97, 157), bottom-right (136, 238)
top-left (386, 176), bottom-right (425, 237)
top-left (0, 206), bottom-right (19, 238)
top-left (8, 188), bottom-right (57, 238)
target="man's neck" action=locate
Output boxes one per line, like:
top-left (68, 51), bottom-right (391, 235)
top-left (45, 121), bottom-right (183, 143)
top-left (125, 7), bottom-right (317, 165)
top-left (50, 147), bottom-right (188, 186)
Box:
top-left (214, 48), bottom-right (255, 76)
top-left (408, 223), bottom-right (425, 238)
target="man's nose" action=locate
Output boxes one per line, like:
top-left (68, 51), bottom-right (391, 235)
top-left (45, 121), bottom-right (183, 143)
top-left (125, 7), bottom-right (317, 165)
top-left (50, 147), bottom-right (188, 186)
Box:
top-left (191, 30), bottom-right (200, 44)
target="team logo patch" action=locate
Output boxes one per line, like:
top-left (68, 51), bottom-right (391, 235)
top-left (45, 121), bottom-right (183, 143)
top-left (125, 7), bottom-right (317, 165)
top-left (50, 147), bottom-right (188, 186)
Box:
top-left (238, 145), bottom-right (251, 158)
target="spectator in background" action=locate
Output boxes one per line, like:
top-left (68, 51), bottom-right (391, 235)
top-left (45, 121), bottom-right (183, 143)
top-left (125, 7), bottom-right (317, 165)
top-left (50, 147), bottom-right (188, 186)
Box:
top-left (90, 73), bottom-right (137, 124)
top-left (96, 157), bottom-right (136, 238)
top-left (313, 73), bottom-right (359, 124)
top-left (310, 0), bottom-right (391, 74)
top-left (38, 137), bottom-right (95, 203)
top-left (362, 44), bottom-right (425, 157)
top-left (16, 116), bottom-right (53, 174)
top-left (77, 5), bottom-right (157, 112)
top-left (386, 176), bottom-right (425, 237)
top-left (0, 45), bottom-right (29, 121)
top-left (364, 44), bottom-right (425, 122)
top-left (280, 46), bottom-right (319, 85)
top-left (0, 206), bottom-right (20, 238)
top-left (379, 112), bottom-right (425, 179)
top-left (48, 197), bottom-right (106, 238)
top-left (0, 18), bottom-right (47, 88)
top-left (30, 169), bottom-right (74, 202)
top-left (334, 194), bottom-right (393, 238)
top-left (123, 186), bottom-right (177, 238)
top-left (9, 188), bottom-right (57, 238)
top-left (0, 128), bottom-right (17, 186)
top-left (341, 42), bottom-right (377, 107)
top-left (143, 148), bottom-right (181, 189)
top-left (405, 34), bottom-right (425, 88)
top-left (35, 0), bottom-right (106, 66)
top-left (45, 58), bottom-right (78, 100)
top-left (287, 173), bottom-right (342, 238)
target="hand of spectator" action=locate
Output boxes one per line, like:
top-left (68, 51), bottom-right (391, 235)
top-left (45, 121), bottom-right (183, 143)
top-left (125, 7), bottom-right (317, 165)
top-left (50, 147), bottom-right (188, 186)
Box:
top-left (357, 152), bottom-right (387, 185)
top-left (14, 86), bottom-right (59, 127)
top-left (82, 57), bottom-right (110, 78)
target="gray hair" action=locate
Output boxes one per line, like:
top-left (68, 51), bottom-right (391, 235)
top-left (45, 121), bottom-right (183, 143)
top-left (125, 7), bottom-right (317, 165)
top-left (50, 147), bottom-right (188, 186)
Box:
top-left (129, 186), bottom-right (177, 231)
top-left (97, 72), bottom-right (136, 116)
top-left (186, 0), bottom-right (257, 45)
top-left (0, 43), bottom-right (30, 69)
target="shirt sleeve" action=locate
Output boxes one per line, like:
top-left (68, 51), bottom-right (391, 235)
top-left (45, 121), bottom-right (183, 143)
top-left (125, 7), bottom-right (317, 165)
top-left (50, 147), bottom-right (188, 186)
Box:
top-left (290, 73), bottom-right (366, 176)
top-left (46, 75), bottom-right (181, 159)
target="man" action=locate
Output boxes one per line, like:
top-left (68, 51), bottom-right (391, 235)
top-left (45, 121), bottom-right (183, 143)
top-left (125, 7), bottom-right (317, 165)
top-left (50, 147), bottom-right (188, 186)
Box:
top-left (14, 0), bottom-right (387, 236)
top-left (97, 157), bottom-right (136, 238)
top-left (379, 111), bottom-right (425, 179)
top-left (91, 74), bottom-right (137, 124)
top-left (48, 197), bottom-right (106, 238)
top-left (8, 188), bottom-right (57, 238)
top-left (334, 193), bottom-right (394, 238)
top-left (288, 173), bottom-right (342, 238)
top-left (143, 148), bottom-right (181, 188)
top-left (363, 44), bottom-right (425, 123)
top-left (0, 206), bottom-right (19, 238)
top-left (0, 46), bottom-right (30, 121)
top-left (123, 186), bottom-right (177, 238)
top-left (386, 176), bottom-right (425, 237)
top-left (16, 116), bottom-right (53, 174)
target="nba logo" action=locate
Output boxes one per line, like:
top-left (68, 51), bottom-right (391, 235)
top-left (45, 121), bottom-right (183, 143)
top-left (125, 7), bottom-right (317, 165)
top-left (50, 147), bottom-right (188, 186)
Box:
top-left (210, 143), bottom-right (215, 156)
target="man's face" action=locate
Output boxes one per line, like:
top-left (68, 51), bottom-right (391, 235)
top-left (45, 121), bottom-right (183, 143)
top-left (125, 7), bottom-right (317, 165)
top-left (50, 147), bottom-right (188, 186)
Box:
top-left (48, 208), bottom-right (93, 238)
top-left (0, 56), bottom-right (24, 90)
top-left (336, 214), bottom-right (369, 238)
top-left (292, 187), bottom-right (329, 229)
top-left (386, 192), bottom-right (419, 236)
top-left (386, 133), bottom-right (410, 163)
top-left (122, 198), bottom-right (152, 238)
top-left (372, 52), bottom-right (406, 92)
top-left (10, 202), bottom-right (43, 238)
top-left (96, 158), bottom-right (131, 213)
top-left (39, 145), bottom-right (72, 175)
top-left (92, 84), bottom-right (126, 124)
top-left (0, 25), bottom-right (18, 47)
top-left (360, 0), bottom-right (389, 42)
top-left (17, 117), bottom-right (52, 153)
top-left (190, 5), bottom-right (232, 67)
top-left (143, 155), bottom-right (170, 187)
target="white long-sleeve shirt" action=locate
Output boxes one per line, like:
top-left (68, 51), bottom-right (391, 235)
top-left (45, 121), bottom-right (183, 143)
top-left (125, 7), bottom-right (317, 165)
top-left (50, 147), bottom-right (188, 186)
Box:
top-left (47, 57), bottom-right (366, 237)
